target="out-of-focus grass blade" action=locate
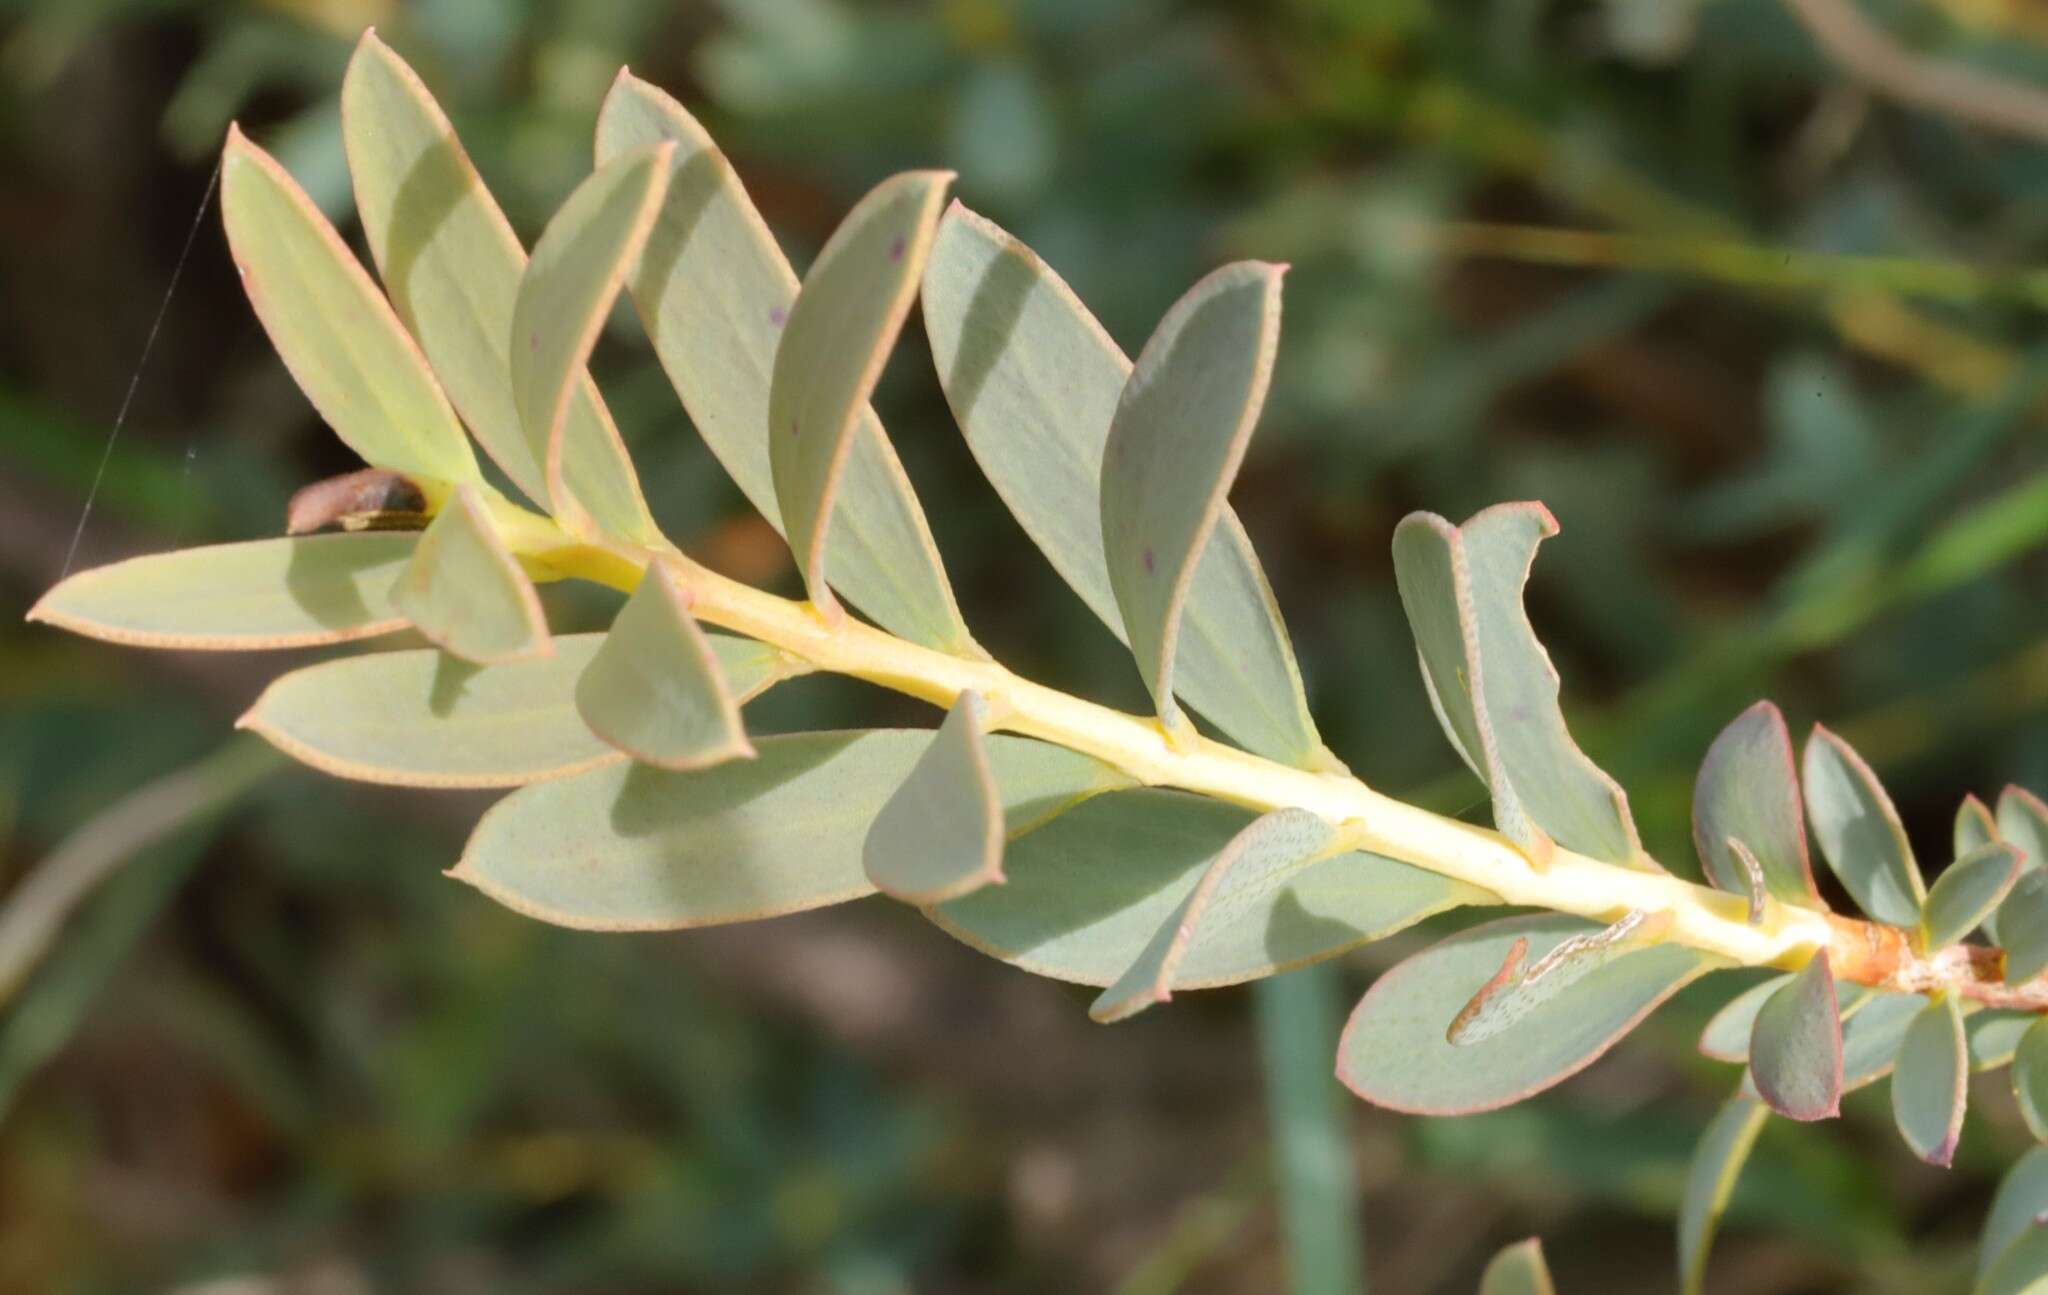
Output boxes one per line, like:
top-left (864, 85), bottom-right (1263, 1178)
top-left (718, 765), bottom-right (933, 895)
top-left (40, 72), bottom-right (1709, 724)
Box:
top-left (864, 691), bottom-right (1007, 905)
top-left (28, 535), bottom-right (416, 650)
top-left (390, 485), bottom-right (549, 664)
top-left (220, 124), bottom-right (477, 486)
top-left (1254, 963), bottom-right (1365, 1295)
top-left (595, 73), bottom-right (974, 655)
top-left (1677, 1093), bottom-right (1769, 1295)
top-left (341, 32), bottom-right (657, 541)
top-left (766, 169), bottom-right (951, 624)
top-left (1479, 1238), bottom-right (1556, 1295)
top-left (576, 563), bottom-right (752, 771)
top-left (1803, 725), bottom-right (1925, 926)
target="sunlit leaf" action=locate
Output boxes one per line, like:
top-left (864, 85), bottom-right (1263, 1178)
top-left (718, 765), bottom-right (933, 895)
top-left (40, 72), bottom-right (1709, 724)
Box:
top-left (1981, 1147), bottom-right (2048, 1287)
top-left (1694, 701), bottom-right (1820, 906)
top-left (1447, 909), bottom-right (1671, 1045)
top-left (390, 484), bottom-right (549, 664)
top-left (220, 125), bottom-right (477, 485)
top-left (932, 789), bottom-right (1485, 988)
top-left (1677, 1093), bottom-right (1769, 1295)
top-left (509, 144), bottom-right (671, 537)
top-left (27, 535), bottom-right (415, 650)
top-left (454, 730), bottom-right (1103, 929)
top-left (1091, 808), bottom-right (1336, 1023)
top-left (1391, 504), bottom-right (1643, 868)
top-left (1803, 725), bottom-right (1925, 926)
top-left (1336, 914), bottom-right (1719, 1114)
top-left (1891, 993), bottom-right (1967, 1166)
top-left (1959, 794), bottom-right (1999, 857)
top-left (921, 202), bottom-right (1325, 766)
top-left (595, 72), bottom-right (973, 654)
top-left (766, 170), bottom-right (951, 623)
top-left (1748, 952), bottom-right (1841, 1121)
top-left (239, 631), bottom-right (804, 787)
top-left (866, 692), bottom-right (1021, 904)
top-left (1479, 1238), bottom-right (1556, 1295)
top-left (341, 35), bottom-right (653, 541)
top-left (576, 563), bottom-right (752, 770)
top-left (1921, 843), bottom-right (2021, 950)
top-left (1099, 261), bottom-right (1284, 744)
top-left (2014, 1019), bottom-right (2048, 1143)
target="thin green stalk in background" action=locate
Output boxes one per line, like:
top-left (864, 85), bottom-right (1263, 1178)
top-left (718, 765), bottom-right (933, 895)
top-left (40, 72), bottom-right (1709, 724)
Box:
top-left (1257, 963), bottom-right (1367, 1295)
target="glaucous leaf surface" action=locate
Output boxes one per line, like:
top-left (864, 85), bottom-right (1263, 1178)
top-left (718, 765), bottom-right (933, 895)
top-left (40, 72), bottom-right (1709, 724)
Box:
top-left (1748, 952), bottom-right (1841, 1121)
top-left (1091, 808), bottom-right (1336, 1023)
top-left (864, 691), bottom-right (1012, 904)
top-left (2003, 786), bottom-right (2048, 869)
top-left (921, 203), bottom-right (1323, 766)
top-left (456, 730), bottom-right (1113, 929)
top-left (1336, 914), bottom-right (1719, 1113)
top-left (240, 631), bottom-right (802, 787)
top-left (1700, 975), bottom-right (1869, 1063)
top-left (1693, 701), bottom-right (1820, 905)
top-left (1478, 1239), bottom-right (1555, 1295)
top-left (2001, 873), bottom-right (2048, 985)
top-left (1959, 794), bottom-right (1999, 857)
top-left (1979, 1227), bottom-right (2048, 1295)
top-left (1842, 991), bottom-right (1927, 1091)
top-left (1803, 725), bottom-right (1924, 926)
top-left (341, 34), bottom-right (654, 539)
top-left (1892, 993), bottom-right (1967, 1166)
top-left (390, 485), bottom-right (549, 665)
top-left (1997, 787), bottom-right (2048, 947)
top-left (766, 170), bottom-right (951, 623)
top-left (1970, 1010), bottom-right (2037, 1071)
top-left (27, 535), bottom-right (415, 650)
top-left (932, 789), bottom-right (1484, 988)
top-left (2014, 1019), bottom-right (2048, 1143)
top-left (1982, 1147), bottom-right (2048, 1287)
top-left (1921, 843), bottom-right (2022, 950)
top-left (1098, 262), bottom-right (1284, 743)
top-left (575, 563), bottom-right (752, 770)
top-left (1391, 504), bottom-right (1642, 868)
top-left (595, 73), bottom-right (972, 654)
top-left (220, 126), bottom-right (477, 486)
top-left (509, 145), bottom-right (670, 537)
top-left (1678, 1093), bottom-right (1769, 1295)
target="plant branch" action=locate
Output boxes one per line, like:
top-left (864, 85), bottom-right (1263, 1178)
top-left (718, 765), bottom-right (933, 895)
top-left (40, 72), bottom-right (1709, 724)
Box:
top-left (1787, 0), bottom-right (2048, 146)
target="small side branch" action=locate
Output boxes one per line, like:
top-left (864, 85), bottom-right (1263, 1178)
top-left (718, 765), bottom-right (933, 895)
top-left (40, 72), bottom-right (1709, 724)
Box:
top-left (1787, 0), bottom-right (2048, 146)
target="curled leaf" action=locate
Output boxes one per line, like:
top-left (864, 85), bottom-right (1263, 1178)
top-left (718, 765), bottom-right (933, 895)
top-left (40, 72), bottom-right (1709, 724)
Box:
top-left (1448, 909), bottom-right (1671, 1045)
top-left (864, 691), bottom-right (1008, 904)
top-left (576, 563), bottom-right (753, 771)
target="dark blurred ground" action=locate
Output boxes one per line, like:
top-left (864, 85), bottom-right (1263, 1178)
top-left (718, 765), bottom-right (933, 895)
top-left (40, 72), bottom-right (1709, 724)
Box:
top-left (1, 1), bottom-right (2045, 1292)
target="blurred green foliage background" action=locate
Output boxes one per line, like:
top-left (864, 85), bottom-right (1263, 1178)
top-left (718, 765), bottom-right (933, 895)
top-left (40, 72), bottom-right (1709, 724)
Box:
top-left (2, 0), bottom-right (2045, 1291)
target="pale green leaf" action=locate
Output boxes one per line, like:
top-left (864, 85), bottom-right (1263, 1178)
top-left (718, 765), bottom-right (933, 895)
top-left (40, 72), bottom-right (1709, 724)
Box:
top-left (1803, 725), bottom-right (1925, 926)
top-left (932, 789), bottom-right (1485, 988)
top-left (1980, 1226), bottom-right (2048, 1295)
top-left (1694, 701), bottom-right (1821, 906)
top-left (921, 202), bottom-right (1325, 767)
top-left (2004, 786), bottom-right (2048, 875)
top-left (1994, 786), bottom-right (2048, 948)
top-left (1391, 505), bottom-right (1643, 868)
top-left (509, 144), bottom-right (671, 537)
top-left (1099, 261), bottom-right (1284, 743)
top-left (29, 535), bottom-right (415, 650)
top-left (595, 72), bottom-right (972, 654)
top-left (1922, 843), bottom-right (2022, 950)
top-left (1678, 1093), bottom-right (1769, 1295)
top-left (220, 125), bottom-right (476, 485)
top-left (1091, 808), bottom-right (1336, 1023)
top-left (1700, 974), bottom-right (1870, 1063)
top-left (1479, 1238), bottom-right (1556, 1295)
top-left (575, 563), bottom-right (752, 770)
top-left (341, 32), bottom-right (655, 540)
top-left (1969, 1010), bottom-right (2037, 1071)
top-left (239, 631), bottom-right (803, 787)
top-left (1842, 991), bottom-right (1926, 1091)
top-left (1336, 914), bottom-right (1720, 1114)
top-left (453, 730), bottom-right (1109, 929)
top-left (1982, 1147), bottom-right (2048, 1286)
top-left (2015, 1018), bottom-right (2048, 1143)
top-left (1891, 993), bottom-right (1967, 1166)
top-left (1960, 794), bottom-right (2000, 857)
top-left (1748, 952), bottom-right (1841, 1121)
top-left (766, 170), bottom-right (951, 622)
top-left (866, 692), bottom-right (1003, 904)
top-left (2002, 873), bottom-right (2048, 985)
top-left (390, 484), bottom-right (549, 664)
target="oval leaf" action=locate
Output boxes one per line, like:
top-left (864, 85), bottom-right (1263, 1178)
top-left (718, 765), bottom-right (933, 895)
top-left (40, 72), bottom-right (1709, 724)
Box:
top-left (1702, 975), bottom-right (1869, 1063)
top-left (922, 202), bottom-right (1326, 767)
top-left (932, 788), bottom-right (1484, 988)
top-left (1959, 794), bottom-right (1999, 857)
top-left (1091, 808), bottom-right (1336, 1023)
top-left (1922, 842), bottom-right (2022, 951)
top-left (341, 33), bottom-right (654, 540)
top-left (1099, 261), bottom-right (1284, 744)
top-left (1479, 1238), bottom-right (1556, 1295)
top-left (1678, 1093), bottom-right (1770, 1295)
top-left (239, 631), bottom-right (802, 787)
top-left (1391, 505), bottom-right (1643, 868)
top-left (864, 691), bottom-right (1010, 904)
top-left (1803, 725), bottom-right (1924, 926)
top-left (509, 144), bottom-right (672, 537)
top-left (1969, 1009), bottom-right (2037, 1072)
top-left (1694, 701), bottom-right (1820, 906)
top-left (220, 125), bottom-right (476, 485)
top-left (767, 169), bottom-right (953, 623)
top-left (1748, 951), bottom-right (1842, 1121)
top-left (390, 485), bottom-right (549, 665)
top-left (2002, 872), bottom-right (2048, 986)
top-left (2002, 785), bottom-right (2048, 868)
top-left (28, 535), bottom-right (415, 650)
top-left (1337, 913), bottom-right (1720, 1114)
top-left (1980, 1226), bottom-right (2048, 1295)
top-left (594, 71), bottom-right (972, 654)
top-left (1891, 993), bottom-right (1967, 1167)
top-left (1843, 991), bottom-right (1927, 1091)
top-left (1982, 1147), bottom-right (2048, 1286)
top-left (2014, 1018), bottom-right (2048, 1143)
top-left (1997, 786), bottom-right (2048, 951)
top-left (576, 563), bottom-right (752, 770)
